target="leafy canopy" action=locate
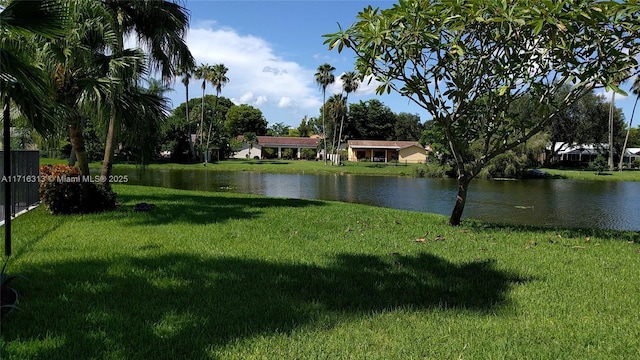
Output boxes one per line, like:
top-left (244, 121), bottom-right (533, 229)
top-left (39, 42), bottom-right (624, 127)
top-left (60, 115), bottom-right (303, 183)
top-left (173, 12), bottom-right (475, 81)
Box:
top-left (324, 0), bottom-right (640, 225)
top-left (325, 0), bottom-right (640, 170)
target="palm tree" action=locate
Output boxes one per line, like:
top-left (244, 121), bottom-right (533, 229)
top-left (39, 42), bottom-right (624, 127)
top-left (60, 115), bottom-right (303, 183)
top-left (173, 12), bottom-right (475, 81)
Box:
top-left (205, 63), bottom-right (229, 164)
top-left (122, 78), bottom-right (172, 166)
top-left (1, 0), bottom-right (68, 257)
top-left (326, 94), bottom-right (344, 164)
top-left (99, 0), bottom-right (195, 187)
top-left (1, 0), bottom-right (66, 135)
top-left (618, 76), bottom-right (640, 170)
top-left (608, 69), bottom-right (630, 170)
top-left (315, 63), bottom-right (336, 165)
top-left (194, 63), bottom-right (214, 160)
top-left (41, 0), bottom-right (121, 176)
top-left (176, 66), bottom-right (195, 159)
top-left (335, 71), bottom-right (359, 164)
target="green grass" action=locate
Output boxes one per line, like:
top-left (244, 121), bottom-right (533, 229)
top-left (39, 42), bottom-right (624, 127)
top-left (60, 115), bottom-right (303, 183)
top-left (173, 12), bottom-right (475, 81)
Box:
top-left (39, 157), bottom-right (431, 177)
top-left (542, 167), bottom-right (640, 182)
top-left (1, 185), bottom-right (639, 359)
top-left (40, 156), bottom-right (640, 181)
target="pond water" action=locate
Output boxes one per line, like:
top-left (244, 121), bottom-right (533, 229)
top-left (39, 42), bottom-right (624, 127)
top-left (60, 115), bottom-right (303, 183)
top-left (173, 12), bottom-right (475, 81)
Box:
top-left (115, 168), bottom-right (640, 231)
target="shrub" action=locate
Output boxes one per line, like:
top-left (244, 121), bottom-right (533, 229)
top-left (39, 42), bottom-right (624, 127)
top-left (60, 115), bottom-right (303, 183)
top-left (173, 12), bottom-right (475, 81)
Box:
top-left (589, 155), bottom-right (609, 175)
top-left (39, 165), bottom-right (117, 215)
top-left (414, 163), bottom-right (446, 178)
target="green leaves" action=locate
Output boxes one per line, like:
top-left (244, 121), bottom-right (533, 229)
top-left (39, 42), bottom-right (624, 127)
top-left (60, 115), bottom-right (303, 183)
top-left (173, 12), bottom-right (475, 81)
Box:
top-left (325, 0), bottom-right (640, 223)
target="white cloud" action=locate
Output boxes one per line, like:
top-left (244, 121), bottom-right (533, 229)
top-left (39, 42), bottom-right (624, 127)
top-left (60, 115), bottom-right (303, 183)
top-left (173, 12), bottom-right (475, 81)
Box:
top-left (278, 97), bottom-right (298, 108)
top-left (234, 91), bottom-right (269, 106)
top-left (183, 26), bottom-right (321, 123)
top-left (326, 73), bottom-right (381, 97)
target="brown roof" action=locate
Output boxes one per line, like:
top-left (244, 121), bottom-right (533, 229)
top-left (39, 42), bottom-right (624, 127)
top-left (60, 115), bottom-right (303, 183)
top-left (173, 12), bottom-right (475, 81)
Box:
top-left (347, 140), bottom-right (424, 150)
top-left (237, 136), bottom-right (320, 147)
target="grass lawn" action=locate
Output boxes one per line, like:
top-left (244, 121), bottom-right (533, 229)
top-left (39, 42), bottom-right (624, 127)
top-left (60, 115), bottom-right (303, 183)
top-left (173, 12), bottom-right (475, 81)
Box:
top-left (1, 185), bottom-right (639, 359)
top-left (39, 157), bottom-right (434, 178)
top-left (40, 156), bottom-right (640, 181)
top-left (542, 168), bottom-right (640, 182)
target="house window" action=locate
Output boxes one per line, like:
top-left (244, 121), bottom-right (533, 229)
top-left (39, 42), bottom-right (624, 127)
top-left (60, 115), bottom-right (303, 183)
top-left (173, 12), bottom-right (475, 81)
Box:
top-left (356, 151), bottom-right (366, 159)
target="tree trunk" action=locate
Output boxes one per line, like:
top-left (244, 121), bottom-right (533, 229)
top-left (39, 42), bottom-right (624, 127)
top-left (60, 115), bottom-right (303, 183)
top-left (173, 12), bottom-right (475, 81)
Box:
top-left (608, 92), bottom-right (615, 171)
top-left (100, 109), bottom-right (118, 188)
top-left (204, 95), bottom-right (219, 165)
top-left (618, 95), bottom-right (638, 170)
top-left (449, 172), bottom-right (471, 226)
top-left (199, 87), bottom-right (205, 162)
top-left (322, 90), bottom-right (327, 165)
top-left (185, 86), bottom-right (194, 160)
top-left (100, 16), bottom-right (123, 189)
top-left (68, 115), bottom-right (90, 176)
top-left (335, 94), bottom-right (349, 165)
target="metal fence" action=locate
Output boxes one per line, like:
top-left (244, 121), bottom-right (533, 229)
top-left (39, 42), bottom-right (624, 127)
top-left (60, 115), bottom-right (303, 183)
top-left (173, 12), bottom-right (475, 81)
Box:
top-left (0, 150), bottom-right (40, 220)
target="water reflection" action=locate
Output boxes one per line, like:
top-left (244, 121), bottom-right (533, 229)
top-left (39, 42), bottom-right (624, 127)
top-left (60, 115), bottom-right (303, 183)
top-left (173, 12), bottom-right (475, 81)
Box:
top-left (117, 168), bottom-right (640, 231)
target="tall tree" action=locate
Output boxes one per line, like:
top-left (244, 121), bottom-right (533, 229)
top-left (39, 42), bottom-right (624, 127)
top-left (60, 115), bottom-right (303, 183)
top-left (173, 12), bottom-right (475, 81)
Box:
top-left (619, 76), bottom-right (640, 170)
top-left (394, 113), bottom-right (423, 141)
top-left (298, 116), bottom-right (311, 137)
top-left (205, 63), bottom-right (229, 164)
top-left (334, 71), bottom-right (359, 164)
top-left (324, 93), bottom-right (344, 161)
top-left (0, 0), bottom-right (68, 256)
top-left (608, 69), bottom-right (630, 170)
top-left (325, 0), bottom-right (640, 225)
top-left (315, 63), bottom-right (335, 164)
top-left (194, 63), bottom-right (213, 160)
top-left (41, 0), bottom-right (126, 176)
top-left (122, 78), bottom-right (172, 166)
top-left (225, 104), bottom-right (267, 136)
top-left (268, 122), bottom-right (290, 137)
top-left (347, 99), bottom-right (396, 140)
top-left (99, 0), bottom-right (195, 188)
top-left (176, 66), bottom-right (195, 159)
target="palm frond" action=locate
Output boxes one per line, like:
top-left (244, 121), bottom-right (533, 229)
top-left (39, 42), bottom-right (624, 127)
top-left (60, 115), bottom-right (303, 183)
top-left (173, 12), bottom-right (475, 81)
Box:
top-left (108, 0), bottom-right (194, 80)
top-left (0, 0), bottom-right (69, 39)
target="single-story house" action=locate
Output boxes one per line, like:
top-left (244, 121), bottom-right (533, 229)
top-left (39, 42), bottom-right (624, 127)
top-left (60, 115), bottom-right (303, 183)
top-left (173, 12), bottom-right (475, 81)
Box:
top-left (234, 136), bottom-right (321, 159)
top-left (556, 143), bottom-right (606, 163)
top-left (347, 140), bottom-right (428, 163)
top-left (622, 147), bottom-right (640, 166)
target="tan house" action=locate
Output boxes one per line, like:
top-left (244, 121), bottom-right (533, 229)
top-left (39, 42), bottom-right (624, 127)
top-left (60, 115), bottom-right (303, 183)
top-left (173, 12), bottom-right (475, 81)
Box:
top-left (347, 140), bottom-right (427, 163)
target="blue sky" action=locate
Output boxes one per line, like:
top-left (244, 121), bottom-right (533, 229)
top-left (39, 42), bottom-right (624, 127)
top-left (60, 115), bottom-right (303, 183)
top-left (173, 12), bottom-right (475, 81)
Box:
top-left (170, 0), bottom-right (639, 129)
top-left (168, 0), bottom-right (427, 128)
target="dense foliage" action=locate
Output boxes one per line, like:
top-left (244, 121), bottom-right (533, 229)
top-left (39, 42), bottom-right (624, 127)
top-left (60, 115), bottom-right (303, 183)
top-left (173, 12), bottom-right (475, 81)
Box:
top-left (39, 165), bottom-right (116, 215)
top-left (325, 0), bottom-right (640, 225)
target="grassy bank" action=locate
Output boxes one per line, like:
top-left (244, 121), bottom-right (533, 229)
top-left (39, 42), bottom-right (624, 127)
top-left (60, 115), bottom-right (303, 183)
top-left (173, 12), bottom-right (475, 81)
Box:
top-left (1, 185), bottom-right (639, 359)
top-left (39, 157), bottom-right (430, 178)
top-left (542, 167), bottom-right (640, 182)
top-left (40, 157), bottom-right (640, 181)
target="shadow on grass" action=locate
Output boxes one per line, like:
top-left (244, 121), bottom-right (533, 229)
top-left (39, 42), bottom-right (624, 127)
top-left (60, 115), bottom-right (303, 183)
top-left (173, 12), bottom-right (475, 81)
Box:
top-left (111, 191), bottom-right (325, 226)
top-left (2, 253), bottom-right (530, 359)
top-left (464, 220), bottom-right (639, 243)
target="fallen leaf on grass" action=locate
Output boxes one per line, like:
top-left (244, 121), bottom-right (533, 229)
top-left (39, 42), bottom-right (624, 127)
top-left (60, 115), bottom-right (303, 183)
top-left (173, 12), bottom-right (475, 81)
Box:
top-left (434, 235), bottom-right (446, 241)
top-left (414, 238), bottom-right (426, 243)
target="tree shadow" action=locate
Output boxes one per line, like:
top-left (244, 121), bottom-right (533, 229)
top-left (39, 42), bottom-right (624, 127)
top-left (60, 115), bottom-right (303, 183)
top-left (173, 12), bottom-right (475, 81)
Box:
top-left (464, 220), bottom-right (639, 243)
top-left (110, 192), bottom-right (325, 226)
top-left (2, 253), bottom-right (530, 359)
